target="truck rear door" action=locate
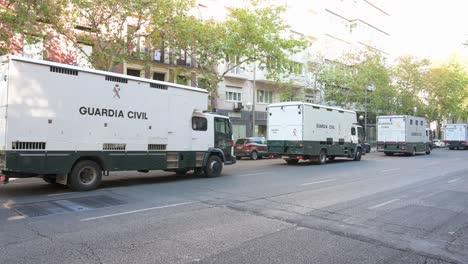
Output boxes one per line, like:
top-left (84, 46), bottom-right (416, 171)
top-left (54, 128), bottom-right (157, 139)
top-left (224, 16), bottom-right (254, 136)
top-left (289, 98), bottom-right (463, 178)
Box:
top-left (378, 117), bottom-right (405, 142)
top-left (267, 104), bottom-right (303, 141)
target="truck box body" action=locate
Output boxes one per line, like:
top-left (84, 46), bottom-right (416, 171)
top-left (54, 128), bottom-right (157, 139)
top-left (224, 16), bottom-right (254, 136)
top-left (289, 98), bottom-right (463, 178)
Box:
top-left (377, 115), bottom-right (429, 154)
top-left (267, 102), bottom-right (364, 163)
top-left (0, 55), bottom-right (234, 190)
top-left (444, 124), bottom-right (468, 149)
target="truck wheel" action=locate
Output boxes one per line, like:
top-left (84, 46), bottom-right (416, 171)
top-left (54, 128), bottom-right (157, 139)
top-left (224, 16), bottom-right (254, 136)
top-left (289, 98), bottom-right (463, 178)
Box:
top-left (318, 149), bottom-right (327, 165)
top-left (425, 146), bottom-right (431, 155)
top-left (285, 159), bottom-right (299, 165)
top-left (411, 148), bottom-right (416, 156)
top-left (250, 151), bottom-right (258, 160)
top-left (68, 160), bottom-right (102, 191)
top-left (204, 155), bottom-right (223, 178)
top-left (354, 149), bottom-right (362, 161)
top-left (449, 147), bottom-right (454, 150)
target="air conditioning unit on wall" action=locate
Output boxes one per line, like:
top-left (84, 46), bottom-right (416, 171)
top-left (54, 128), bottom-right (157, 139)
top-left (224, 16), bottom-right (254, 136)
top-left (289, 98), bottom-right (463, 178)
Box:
top-left (233, 102), bottom-right (244, 112)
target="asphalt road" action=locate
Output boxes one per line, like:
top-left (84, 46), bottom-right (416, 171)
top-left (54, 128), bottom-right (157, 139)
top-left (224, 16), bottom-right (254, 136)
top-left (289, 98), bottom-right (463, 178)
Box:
top-left (1, 149), bottom-right (468, 264)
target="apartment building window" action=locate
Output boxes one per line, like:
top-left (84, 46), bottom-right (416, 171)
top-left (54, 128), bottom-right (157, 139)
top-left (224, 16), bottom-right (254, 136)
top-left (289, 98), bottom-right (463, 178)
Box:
top-left (77, 43), bottom-right (93, 68)
top-left (22, 36), bottom-right (43, 59)
top-left (257, 90), bottom-right (273, 104)
top-left (305, 96), bottom-right (315, 103)
top-left (153, 72), bottom-right (165, 81)
top-left (127, 68), bottom-right (141, 77)
top-left (225, 91), bottom-right (241, 102)
top-left (290, 61), bottom-right (304, 75)
top-left (227, 56), bottom-right (241, 74)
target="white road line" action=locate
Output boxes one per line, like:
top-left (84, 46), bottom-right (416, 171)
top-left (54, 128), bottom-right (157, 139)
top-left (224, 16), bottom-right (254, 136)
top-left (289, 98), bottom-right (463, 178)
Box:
top-left (368, 199), bottom-right (400, 210)
top-left (425, 162), bottom-right (439, 165)
top-left (448, 178), bottom-right (461, 184)
top-left (47, 192), bottom-right (75, 197)
top-left (237, 172), bottom-right (270, 177)
top-left (380, 168), bottom-right (400, 173)
top-left (80, 201), bottom-right (193, 221)
top-left (300, 179), bottom-right (336, 186)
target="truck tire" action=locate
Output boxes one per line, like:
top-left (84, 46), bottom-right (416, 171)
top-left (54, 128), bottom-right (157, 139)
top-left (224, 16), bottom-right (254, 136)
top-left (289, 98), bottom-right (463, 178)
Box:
top-left (250, 151), bottom-right (258, 160)
top-left (449, 147), bottom-right (454, 150)
top-left (425, 146), bottom-right (431, 155)
top-left (354, 149), bottom-right (362, 161)
top-left (68, 160), bottom-right (102, 191)
top-left (204, 155), bottom-right (223, 178)
top-left (318, 149), bottom-right (327, 165)
top-left (285, 159), bottom-right (299, 165)
top-left (411, 148), bottom-right (416, 156)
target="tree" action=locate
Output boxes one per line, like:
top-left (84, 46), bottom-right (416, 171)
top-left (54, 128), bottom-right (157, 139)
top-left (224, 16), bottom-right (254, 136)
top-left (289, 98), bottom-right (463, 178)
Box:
top-left (425, 60), bottom-right (468, 124)
top-left (319, 49), bottom-right (392, 114)
top-left (1, 0), bottom-right (196, 71)
top-left (172, 1), bottom-right (308, 93)
top-left (390, 56), bottom-right (429, 116)
top-left (0, 0), bottom-right (66, 55)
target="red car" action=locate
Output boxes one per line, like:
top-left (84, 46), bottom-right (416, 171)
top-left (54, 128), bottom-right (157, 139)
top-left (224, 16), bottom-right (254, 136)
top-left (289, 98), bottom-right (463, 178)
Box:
top-left (234, 137), bottom-right (268, 160)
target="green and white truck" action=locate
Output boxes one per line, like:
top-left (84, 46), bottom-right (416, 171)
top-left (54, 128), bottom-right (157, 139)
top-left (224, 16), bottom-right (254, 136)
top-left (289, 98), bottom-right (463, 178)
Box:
top-left (444, 124), bottom-right (468, 150)
top-left (267, 102), bottom-right (364, 164)
top-left (377, 115), bottom-right (431, 156)
top-left (0, 55), bottom-right (235, 191)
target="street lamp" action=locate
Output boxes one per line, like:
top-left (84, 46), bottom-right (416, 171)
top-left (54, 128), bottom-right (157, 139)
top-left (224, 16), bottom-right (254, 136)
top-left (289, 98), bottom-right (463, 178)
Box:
top-left (364, 84), bottom-right (376, 142)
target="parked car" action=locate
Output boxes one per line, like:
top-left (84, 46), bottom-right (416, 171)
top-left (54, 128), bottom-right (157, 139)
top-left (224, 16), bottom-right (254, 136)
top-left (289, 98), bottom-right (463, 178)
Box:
top-left (433, 139), bottom-right (446, 148)
top-left (234, 137), bottom-right (268, 160)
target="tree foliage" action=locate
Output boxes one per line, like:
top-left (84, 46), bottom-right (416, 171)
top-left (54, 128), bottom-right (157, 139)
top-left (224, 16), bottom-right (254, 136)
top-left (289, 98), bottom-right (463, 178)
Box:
top-left (425, 60), bottom-right (468, 123)
top-left (319, 49), bottom-right (392, 113)
top-left (319, 49), bottom-right (468, 124)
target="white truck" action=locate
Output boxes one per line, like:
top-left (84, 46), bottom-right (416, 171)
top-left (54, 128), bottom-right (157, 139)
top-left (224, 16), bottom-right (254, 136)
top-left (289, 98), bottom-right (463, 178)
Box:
top-left (0, 55), bottom-right (235, 191)
top-left (377, 115), bottom-right (431, 156)
top-left (267, 102), bottom-right (364, 164)
top-left (444, 124), bottom-right (468, 150)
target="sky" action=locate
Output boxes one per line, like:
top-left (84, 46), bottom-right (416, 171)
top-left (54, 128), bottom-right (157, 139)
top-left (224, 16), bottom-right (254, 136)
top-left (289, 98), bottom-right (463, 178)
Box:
top-left (387, 0), bottom-right (468, 62)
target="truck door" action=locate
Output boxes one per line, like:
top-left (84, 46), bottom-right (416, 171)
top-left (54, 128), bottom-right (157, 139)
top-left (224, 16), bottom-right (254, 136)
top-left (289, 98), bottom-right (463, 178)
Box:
top-left (351, 126), bottom-right (358, 144)
top-left (214, 117), bottom-right (233, 161)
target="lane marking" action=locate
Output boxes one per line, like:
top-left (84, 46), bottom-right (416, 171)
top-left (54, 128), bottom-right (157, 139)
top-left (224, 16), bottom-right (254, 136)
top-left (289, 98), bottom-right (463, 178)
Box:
top-left (237, 172), bottom-right (271, 177)
top-left (368, 199), bottom-right (400, 210)
top-left (380, 168), bottom-right (400, 173)
top-left (448, 178), bottom-right (461, 184)
top-left (425, 162), bottom-right (439, 165)
top-left (47, 192), bottom-right (74, 197)
top-left (80, 201), bottom-right (193, 221)
top-left (300, 179), bottom-right (336, 186)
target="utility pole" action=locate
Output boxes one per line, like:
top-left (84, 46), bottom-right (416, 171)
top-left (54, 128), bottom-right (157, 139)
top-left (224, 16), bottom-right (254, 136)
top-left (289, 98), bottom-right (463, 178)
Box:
top-left (252, 62), bottom-right (256, 137)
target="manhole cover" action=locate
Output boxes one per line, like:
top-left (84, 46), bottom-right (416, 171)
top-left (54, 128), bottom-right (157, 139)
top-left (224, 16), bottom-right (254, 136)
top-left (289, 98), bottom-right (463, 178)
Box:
top-left (12, 195), bottom-right (125, 217)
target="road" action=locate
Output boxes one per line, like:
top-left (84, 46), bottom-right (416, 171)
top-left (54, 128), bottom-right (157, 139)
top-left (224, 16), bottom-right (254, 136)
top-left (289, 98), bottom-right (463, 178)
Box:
top-left (1, 149), bottom-right (468, 264)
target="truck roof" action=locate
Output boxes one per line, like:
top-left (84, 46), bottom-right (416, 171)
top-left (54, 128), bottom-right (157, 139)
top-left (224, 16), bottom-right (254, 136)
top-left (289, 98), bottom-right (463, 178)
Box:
top-left (377, 115), bottom-right (424, 119)
top-left (267, 101), bottom-right (355, 114)
top-left (1, 55), bottom-right (208, 94)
